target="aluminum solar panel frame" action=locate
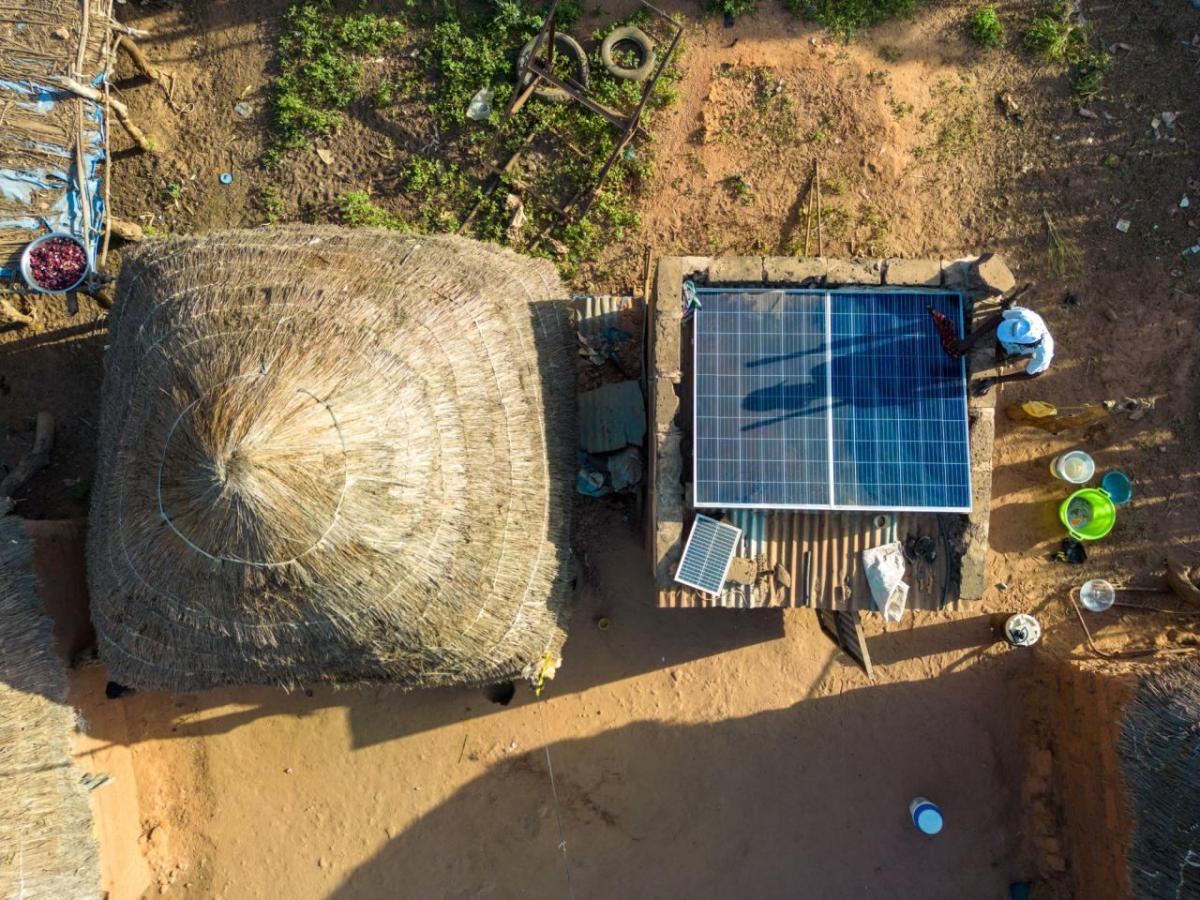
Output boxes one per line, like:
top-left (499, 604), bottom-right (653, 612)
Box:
top-left (692, 287), bottom-right (971, 513)
top-left (674, 514), bottom-right (743, 595)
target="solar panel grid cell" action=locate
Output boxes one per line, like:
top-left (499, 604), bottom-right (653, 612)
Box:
top-left (693, 287), bottom-right (971, 512)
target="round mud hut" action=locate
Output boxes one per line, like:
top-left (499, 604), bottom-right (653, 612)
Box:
top-left (87, 228), bottom-right (576, 691)
top-left (0, 517), bottom-right (101, 899)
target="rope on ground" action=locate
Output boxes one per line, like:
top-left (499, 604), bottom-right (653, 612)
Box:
top-left (532, 651), bottom-right (576, 900)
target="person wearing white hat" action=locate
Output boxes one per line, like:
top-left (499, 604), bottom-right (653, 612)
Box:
top-left (943, 288), bottom-right (1054, 395)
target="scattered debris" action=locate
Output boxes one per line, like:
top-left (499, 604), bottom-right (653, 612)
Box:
top-left (315, 147), bottom-right (334, 166)
top-left (233, 101), bottom-right (253, 118)
top-left (1115, 217), bottom-right (1131, 233)
top-left (504, 193), bottom-right (526, 242)
top-left (996, 91), bottom-right (1024, 125)
top-left (774, 563), bottom-right (792, 590)
top-left (1182, 195), bottom-right (1191, 209)
top-left (1104, 396), bottom-right (1155, 421)
top-left (1006, 400), bottom-right (1108, 434)
top-left (1166, 558), bottom-right (1200, 608)
top-left (1151, 111), bottom-right (1179, 141)
top-left (904, 534), bottom-right (938, 565)
top-left (1052, 538), bottom-right (1088, 565)
top-left (576, 326), bottom-right (633, 370)
top-left (218, 172), bottom-right (234, 185)
top-left (466, 87), bottom-right (493, 121)
top-left (863, 541), bottom-right (908, 622)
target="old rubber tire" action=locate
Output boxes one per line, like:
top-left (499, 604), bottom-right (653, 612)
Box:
top-left (600, 26), bottom-right (655, 82)
top-left (518, 33), bottom-right (590, 104)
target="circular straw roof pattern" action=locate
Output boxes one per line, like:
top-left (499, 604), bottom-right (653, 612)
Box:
top-left (88, 228), bottom-right (575, 691)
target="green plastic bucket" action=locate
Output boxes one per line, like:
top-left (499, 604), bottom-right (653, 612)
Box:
top-left (1059, 488), bottom-right (1117, 541)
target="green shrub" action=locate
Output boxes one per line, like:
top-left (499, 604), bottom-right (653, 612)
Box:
top-left (791, 0), bottom-right (921, 38)
top-left (1070, 48), bottom-right (1111, 100)
top-left (337, 191), bottom-right (410, 229)
top-left (1023, 11), bottom-right (1071, 60)
top-left (1023, 3), bottom-right (1111, 98)
top-left (704, 0), bottom-right (759, 20)
top-left (268, 1), bottom-right (406, 156)
top-left (967, 6), bottom-right (1004, 49)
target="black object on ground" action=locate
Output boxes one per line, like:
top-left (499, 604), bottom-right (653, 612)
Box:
top-left (904, 534), bottom-right (938, 565)
top-left (484, 681), bottom-right (517, 706)
top-left (105, 680), bottom-right (133, 699)
top-left (1052, 537), bottom-right (1088, 564)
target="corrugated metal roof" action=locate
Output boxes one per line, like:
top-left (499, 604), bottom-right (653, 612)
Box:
top-left (579, 381), bottom-right (646, 453)
top-left (657, 509), bottom-right (958, 611)
top-left (570, 294), bottom-right (638, 338)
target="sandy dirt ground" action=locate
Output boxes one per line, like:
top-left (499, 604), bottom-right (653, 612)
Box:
top-left (2, 0), bottom-right (1200, 897)
top-left (70, 504), bottom-right (1033, 899)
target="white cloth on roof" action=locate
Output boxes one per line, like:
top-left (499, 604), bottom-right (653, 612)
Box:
top-left (997, 307), bottom-right (1054, 375)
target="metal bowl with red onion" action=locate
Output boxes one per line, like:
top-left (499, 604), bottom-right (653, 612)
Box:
top-left (26, 236), bottom-right (88, 292)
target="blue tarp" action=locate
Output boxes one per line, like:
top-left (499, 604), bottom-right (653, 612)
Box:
top-left (0, 73), bottom-right (107, 277)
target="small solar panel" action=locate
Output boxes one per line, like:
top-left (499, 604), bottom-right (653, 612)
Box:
top-left (675, 514), bottom-right (742, 595)
top-left (693, 288), bottom-right (971, 512)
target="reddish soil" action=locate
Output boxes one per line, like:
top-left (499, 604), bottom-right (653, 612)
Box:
top-left (2, 0), bottom-right (1199, 897)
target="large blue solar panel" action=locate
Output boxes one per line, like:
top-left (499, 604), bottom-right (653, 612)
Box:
top-left (692, 288), bottom-right (971, 512)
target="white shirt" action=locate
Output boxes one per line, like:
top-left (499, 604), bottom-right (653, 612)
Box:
top-left (998, 308), bottom-right (1054, 375)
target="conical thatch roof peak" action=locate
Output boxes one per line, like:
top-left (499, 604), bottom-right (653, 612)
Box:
top-left (88, 228), bottom-right (575, 691)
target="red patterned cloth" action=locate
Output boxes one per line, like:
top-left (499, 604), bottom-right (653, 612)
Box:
top-left (926, 306), bottom-right (963, 359)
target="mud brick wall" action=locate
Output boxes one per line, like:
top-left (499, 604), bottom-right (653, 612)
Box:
top-left (1037, 657), bottom-right (1135, 899)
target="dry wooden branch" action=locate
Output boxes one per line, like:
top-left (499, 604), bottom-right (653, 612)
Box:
top-left (0, 297), bottom-right (35, 327)
top-left (0, 412), bottom-right (54, 515)
top-left (1166, 558), bottom-right (1200, 608)
top-left (108, 217), bottom-right (144, 243)
top-left (109, 20), bottom-right (151, 39)
top-left (114, 35), bottom-right (163, 83)
top-left (81, 282), bottom-right (115, 309)
top-left (52, 75), bottom-right (157, 152)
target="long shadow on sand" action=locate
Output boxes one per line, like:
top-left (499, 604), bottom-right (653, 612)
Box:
top-left (326, 661), bottom-right (1031, 899)
top-left (66, 506), bottom-right (786, 748)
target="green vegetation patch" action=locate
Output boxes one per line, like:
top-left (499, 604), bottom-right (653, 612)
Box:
top-left (264, 0), bottom-right (682, 274)
top-left (967, 5), bottom-right (1004, 49)
top-left (266, 1), bottom-right (406, 162)
top-left (703, 0), bottom-right (759, 21)
top-left (790, 0), bottom-right (922, 39)
top-left (1023, 2), bottom-right (1111, 99)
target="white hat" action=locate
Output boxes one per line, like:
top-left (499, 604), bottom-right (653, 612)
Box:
top-left (998, 315), bottom-right (1038, 345)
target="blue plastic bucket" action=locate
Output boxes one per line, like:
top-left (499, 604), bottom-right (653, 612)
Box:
top-left (1101, 470), bottom-right (1132, 506)
top-left (909, 797), bottom-right (944, 835)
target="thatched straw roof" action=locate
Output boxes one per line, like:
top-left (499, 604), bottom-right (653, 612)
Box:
top-left (88, 228), bottom-right (576, 691)
top-left (1118, 660), bottom-right (1200, 899)
top-left (0, 517), bottom-right (101, 900)
top-left (1, 0), bottom-right (115, 271)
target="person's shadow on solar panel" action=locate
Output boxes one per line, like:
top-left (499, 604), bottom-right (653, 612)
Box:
top-left (741, 332), bottom-right (958, 433)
